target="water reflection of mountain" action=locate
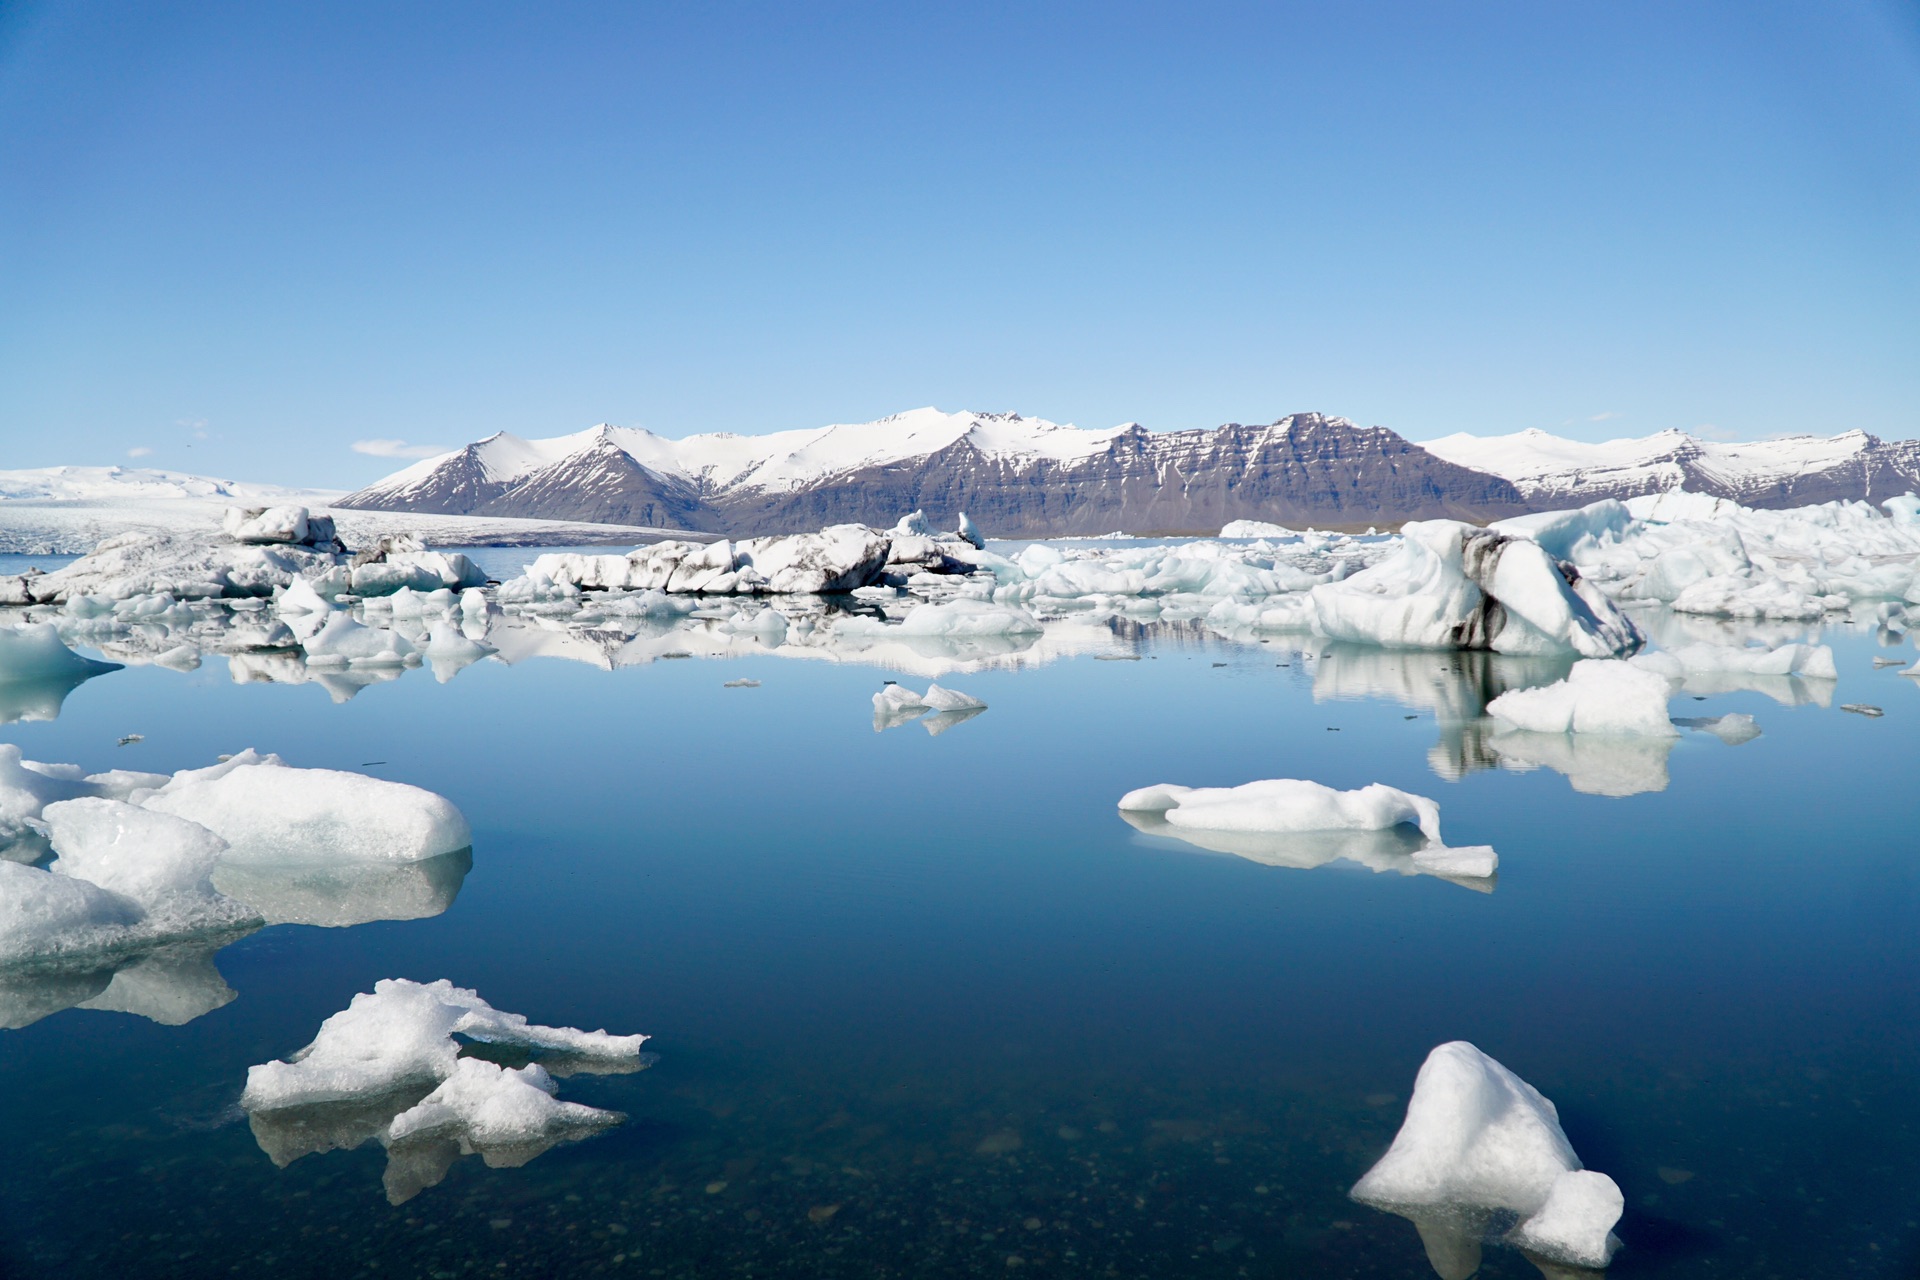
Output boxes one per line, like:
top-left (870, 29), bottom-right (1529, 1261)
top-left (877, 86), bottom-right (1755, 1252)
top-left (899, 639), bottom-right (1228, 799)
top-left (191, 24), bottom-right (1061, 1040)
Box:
top-left (0, 848), bottom-right (472, 1030)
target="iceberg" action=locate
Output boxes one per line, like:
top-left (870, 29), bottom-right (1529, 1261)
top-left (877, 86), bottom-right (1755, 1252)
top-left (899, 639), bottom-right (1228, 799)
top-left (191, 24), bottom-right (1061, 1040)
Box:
top-left (241, 979), bottom-right (647, 1202)
top-left (1117, 778), bottom-right (1498, 887)
top-left (1487, 660), bottom-right (1677, 736)
top-left (1352, 1041), bottom-right (1622, 1271)
top-left (241, 978), bottom-right (647, 1109)
top-left (300, 612), bottom-right (418, 666)
top-left (871, 680), bottom-right (988, 731)
top-left (1310, 522), bottom-right (1641, 658)
top-left (144, 762), bottom-right (471, 865)
top-left (1515, 494), bottom-right (1920, 618)
top-left (1119, 778), bottom-right (1445, 841)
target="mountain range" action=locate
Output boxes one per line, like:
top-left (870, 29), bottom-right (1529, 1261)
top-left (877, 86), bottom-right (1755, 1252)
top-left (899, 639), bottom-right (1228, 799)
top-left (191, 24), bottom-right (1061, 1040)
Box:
top-left (335, 408), bottom-right (1920, 536)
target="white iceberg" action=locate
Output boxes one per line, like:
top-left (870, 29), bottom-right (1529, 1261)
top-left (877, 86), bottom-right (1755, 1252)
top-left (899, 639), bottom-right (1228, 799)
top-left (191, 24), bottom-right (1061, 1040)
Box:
top-left (144, 762), bottom-right (471, 865)
top-left (1351, 1040), bottom-right (1622, 1270)
top-left (1119, 778), bottom-right (1445, 842)
top-left (1487, 660), bottom-right (1676, 736)
top-left (241, 978), bottom-right (647, 1109)
top-left (241, 979), bottom-right (646, 1204)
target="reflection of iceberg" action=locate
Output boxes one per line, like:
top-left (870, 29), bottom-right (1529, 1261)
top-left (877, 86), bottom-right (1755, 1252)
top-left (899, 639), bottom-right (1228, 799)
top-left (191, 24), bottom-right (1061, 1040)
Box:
top-left (1121, 811), bottom-right (1495, 892)
top-left (1312, 644), bottom-right (1574, 722)
top-left (0, 668), bottom-right (116, 723)
top-left (1353, 1041), bottom-right (1623, 1273)
top-left (1483, 728), bottom-right (1673, 797)
top-left (243, 979), bottom-right (649, 1204)
top-left (211, 846), bottom-right (472, 927)
top-left (0, 931), bottom-right (251, 1029)
top-left (75, 939), bottom-right (239, 1024)
top-left (0, 622), bottom-right (121, 722)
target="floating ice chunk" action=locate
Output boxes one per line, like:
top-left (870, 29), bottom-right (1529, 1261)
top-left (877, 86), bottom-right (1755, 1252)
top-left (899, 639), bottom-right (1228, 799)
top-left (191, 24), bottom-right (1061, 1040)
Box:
top-left (351, 551), bottom-right (486, 597)
top-left (42, 798), bottom-right (231, 914)
top-left (894, 600), bottom-right (1042, 637)
top-left (301, 612), bottom-right (417, 666)
top-left (921, 683), bottom-right (986, 712)
top-left (385, 1058), bottom-right (619, 1147)
top-left (1219, 519), bottom-right (1299, 538)
top-left (144, 763), bottom-right (471, 865)
top-left (0, 860), bottom-right (141, 962)
top-left (1351, 1041), bottom-right (1622, 1269)
top-left (1119, 778), bottom-right (1444, 843)
top-left (1311, 522), bottom-right (1640, 658)
top-left (222, 505), bottom-right (311, 545)
top-left (1410, 845), bottom-right (1499, 879)
top-left (1491, 500), bottom-right (1634, 562)
top-left (1887, 493), bottom-right (1920, 525)
top-left (0, 622), bottom-right (121, 684)
top-left (0, 742), bottom-right (96, 850)
top-left (1487, 660), bottom-right (1677, 736)
top-left (1508, 1169), bottom-right (1626, 1269)
top-left (241, 978), bottom-right (647, 1110)
top-left (956, 511), bottom-right (985, 549)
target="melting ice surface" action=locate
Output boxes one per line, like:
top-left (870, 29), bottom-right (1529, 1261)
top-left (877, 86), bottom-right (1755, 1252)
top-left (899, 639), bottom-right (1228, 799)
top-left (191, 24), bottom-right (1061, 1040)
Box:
top-left (0, 535), bottom-right (1918, 1276)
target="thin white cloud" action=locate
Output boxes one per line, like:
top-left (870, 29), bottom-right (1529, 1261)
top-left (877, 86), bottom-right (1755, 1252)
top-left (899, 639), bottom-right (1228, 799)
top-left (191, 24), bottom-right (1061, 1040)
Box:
top-left (352, 438), bottom-right (446, 460)
top-left (1694, 423), bottom-right (1738, 442)
top-left (127, 446), bottom-right (154, 458)
top-left (1587, 411), bottom-right (1621, 422)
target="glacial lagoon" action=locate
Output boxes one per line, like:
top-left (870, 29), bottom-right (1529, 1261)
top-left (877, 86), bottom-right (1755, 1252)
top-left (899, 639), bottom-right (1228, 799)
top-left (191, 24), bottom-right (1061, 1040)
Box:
top-left (1, 553), bottom-right (1916, 1278)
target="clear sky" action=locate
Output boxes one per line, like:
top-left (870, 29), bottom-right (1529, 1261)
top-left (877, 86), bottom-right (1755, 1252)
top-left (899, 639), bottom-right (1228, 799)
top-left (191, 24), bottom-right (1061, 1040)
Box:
top-left (2, 1), bottom-right (1916, 488)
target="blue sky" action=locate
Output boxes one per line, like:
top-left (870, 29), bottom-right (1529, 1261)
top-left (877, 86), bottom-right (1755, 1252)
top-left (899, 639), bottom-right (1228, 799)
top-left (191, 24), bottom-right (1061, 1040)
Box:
top-left (2, 1), bottom-right (1916, 487)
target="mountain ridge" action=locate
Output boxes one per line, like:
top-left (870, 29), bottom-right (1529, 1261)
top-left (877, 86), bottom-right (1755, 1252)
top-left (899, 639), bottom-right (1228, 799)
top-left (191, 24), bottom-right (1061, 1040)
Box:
top-left (337, 409), bottom-right (1531, 535)
top-left (335, 409), bottom-right (1920, 536)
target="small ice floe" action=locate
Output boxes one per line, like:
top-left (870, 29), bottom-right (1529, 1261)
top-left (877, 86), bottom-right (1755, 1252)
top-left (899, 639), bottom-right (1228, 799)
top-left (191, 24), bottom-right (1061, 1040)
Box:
top-left (1873, 657), bottom-right (1907, 668)
top-left (872, 682), bottom-right (988, 731)
top-left (722, 678), bottom-right (760, 688)
top-left (1118, 779), bottom-right (1496, 888)
top-left (1488, 659), bottom-right (1677, 736)
top-left (117, 734), bottom-right (143, 747)
top-left (241, 979), bottom-right (649, 1204)
top-left (1674, 712), bottom-right (1763, 745)
top-left (1841, 703), bottom-right (1885, 718)
top-left (1351, 1041), bottom-right (1623, 1272)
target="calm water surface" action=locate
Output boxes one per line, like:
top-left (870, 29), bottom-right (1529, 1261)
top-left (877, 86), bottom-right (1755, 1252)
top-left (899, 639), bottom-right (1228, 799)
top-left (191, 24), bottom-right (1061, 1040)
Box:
top-left (0, 596), bottom-right (1915, 1278)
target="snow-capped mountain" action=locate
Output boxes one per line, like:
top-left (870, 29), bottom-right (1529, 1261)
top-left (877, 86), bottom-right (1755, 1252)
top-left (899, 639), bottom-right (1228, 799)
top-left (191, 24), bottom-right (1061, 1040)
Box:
top-left (1420, 427), bottom-right (1920, 508)
top-left (337, 408), bottom-right (1530, 535)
